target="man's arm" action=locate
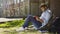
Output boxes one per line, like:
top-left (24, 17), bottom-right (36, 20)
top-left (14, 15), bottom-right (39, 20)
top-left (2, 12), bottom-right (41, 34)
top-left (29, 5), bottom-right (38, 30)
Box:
top-left (35, 17), bottom-right (44, 23)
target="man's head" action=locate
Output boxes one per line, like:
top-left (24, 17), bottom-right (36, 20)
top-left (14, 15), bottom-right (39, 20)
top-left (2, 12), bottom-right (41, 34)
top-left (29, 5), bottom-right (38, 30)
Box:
top-left (40, 4), bottom-right (48, 12)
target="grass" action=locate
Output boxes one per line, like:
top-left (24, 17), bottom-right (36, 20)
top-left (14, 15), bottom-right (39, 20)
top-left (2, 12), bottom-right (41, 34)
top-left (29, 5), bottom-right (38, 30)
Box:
top-left (0, 20), bottom-right (57, 34)
top-left (0, 20), bottom-right (25, 28)
top-left (0, 28), bottom-right (50, 34)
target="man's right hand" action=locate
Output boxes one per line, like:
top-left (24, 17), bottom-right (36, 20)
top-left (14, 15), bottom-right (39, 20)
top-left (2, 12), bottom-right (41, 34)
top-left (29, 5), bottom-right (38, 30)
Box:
top-left (33, 16), bottom-right (38, 19)
top-left (34, 16), bottom-right (44, 23)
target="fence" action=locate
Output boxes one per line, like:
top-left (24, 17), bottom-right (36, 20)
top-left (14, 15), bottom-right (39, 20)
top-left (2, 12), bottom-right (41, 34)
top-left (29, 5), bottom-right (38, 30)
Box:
top-left (0, 0), bottom-right (49, 18)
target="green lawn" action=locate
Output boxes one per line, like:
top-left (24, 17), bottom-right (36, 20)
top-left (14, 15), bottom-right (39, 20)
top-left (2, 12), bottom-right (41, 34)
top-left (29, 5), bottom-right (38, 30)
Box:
top-left (0, 20), bottom-right (56, 34)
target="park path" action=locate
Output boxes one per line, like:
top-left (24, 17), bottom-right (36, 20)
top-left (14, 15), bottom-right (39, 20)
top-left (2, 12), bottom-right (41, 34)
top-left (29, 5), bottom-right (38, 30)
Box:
top-left (0, 18), bottom-right (22, 22)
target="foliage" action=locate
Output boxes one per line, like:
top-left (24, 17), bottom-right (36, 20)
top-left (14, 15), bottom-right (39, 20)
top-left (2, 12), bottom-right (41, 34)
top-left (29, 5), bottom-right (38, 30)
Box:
top-left (0, 20), bottom-right (25, 28)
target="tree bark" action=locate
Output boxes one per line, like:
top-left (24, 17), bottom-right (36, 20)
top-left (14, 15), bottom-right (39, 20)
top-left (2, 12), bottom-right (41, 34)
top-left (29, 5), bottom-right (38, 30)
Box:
top-left (50, 0), bottom-right (60, 17)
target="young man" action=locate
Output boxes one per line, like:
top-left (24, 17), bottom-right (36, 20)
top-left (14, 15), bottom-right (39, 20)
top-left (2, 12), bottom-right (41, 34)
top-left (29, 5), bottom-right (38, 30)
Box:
top-left (16, 4), bottom-right (52, 32)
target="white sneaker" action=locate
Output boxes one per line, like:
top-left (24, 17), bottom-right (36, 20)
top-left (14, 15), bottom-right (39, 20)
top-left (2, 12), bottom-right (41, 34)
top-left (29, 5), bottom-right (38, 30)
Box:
top-left (32, 27), bottom-right (38, 30)
top-left (38, 30), bottom-right (48, 33)
top-left (16, 27), bottom-right (25, 32)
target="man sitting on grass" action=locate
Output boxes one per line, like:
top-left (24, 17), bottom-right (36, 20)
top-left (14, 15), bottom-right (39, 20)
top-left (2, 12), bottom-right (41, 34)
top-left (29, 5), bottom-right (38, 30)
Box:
top-left (16, 4), bottom-right (52, 32)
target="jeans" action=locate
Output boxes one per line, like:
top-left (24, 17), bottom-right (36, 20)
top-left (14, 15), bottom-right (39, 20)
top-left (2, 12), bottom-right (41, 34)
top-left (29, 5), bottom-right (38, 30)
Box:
top-left (23, 15), bottom-right (42, 29)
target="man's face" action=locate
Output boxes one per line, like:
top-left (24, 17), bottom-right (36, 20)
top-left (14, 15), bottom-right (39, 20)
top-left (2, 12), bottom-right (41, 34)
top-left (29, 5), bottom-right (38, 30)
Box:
top-left (40, 7), bottom-right (47, 12)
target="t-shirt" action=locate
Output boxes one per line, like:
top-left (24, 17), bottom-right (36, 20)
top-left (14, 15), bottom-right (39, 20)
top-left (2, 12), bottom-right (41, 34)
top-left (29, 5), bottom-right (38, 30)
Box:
top-left (40, 9), bottom-right (52, 28)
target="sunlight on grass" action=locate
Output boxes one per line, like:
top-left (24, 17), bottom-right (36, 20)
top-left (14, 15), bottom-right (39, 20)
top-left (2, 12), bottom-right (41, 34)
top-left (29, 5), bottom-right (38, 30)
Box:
top-left (0, 20), bottom-right (55, 34)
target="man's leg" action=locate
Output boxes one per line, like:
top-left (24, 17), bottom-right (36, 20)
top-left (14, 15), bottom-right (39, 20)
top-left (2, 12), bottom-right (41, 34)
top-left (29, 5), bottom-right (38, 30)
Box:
top-left (23, 15), bottom-right (42, 29)
top-left (16, 15), bottom-right (42, 31)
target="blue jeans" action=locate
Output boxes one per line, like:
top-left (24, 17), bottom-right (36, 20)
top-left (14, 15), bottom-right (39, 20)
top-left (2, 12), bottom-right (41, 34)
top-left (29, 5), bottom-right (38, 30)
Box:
top-left (23, 15), bottom-right (42, 29)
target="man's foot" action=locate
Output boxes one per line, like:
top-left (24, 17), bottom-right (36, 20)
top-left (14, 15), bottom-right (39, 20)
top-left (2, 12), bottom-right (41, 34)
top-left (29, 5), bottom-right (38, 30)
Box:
top-left (38, 30), bottom-right (48, 33)
top-left (29, 25), bottom-right (38, 30)
top-left (16, 27), bottom-right (25, 32)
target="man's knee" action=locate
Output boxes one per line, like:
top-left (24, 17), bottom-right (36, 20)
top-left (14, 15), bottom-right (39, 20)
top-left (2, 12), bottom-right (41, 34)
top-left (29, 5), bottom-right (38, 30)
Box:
top-left (28, 15), bottom-right (33, 18)
top-left (28, 15), bottom-right (32, 17)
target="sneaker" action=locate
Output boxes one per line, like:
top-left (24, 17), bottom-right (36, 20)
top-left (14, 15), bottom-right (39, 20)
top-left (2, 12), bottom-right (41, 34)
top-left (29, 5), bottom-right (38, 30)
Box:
top-left (16, 27), bottom-right (25, 32)
top-left (32, 27), bottom-right (38, 30)
top-left (38, 30), bottom-right (48, 33)
top-left (29, 25), bottom-right (38, 30)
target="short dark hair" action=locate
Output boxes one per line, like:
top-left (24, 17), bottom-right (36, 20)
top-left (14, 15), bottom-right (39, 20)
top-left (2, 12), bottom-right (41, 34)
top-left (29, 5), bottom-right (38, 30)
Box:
top-left (40, 4), bottom-right (48, 8)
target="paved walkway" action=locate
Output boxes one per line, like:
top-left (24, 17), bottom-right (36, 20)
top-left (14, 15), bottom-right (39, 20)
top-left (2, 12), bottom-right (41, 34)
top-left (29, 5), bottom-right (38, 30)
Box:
top-left (0, 18), bottom-right (23, 22)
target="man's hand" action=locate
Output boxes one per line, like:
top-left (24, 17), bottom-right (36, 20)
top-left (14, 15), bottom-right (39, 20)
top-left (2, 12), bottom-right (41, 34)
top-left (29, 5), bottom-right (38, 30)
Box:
top-left (35, 16), bottom-right (44, 23)
top-left (33, 16), bottom-right (44, 23)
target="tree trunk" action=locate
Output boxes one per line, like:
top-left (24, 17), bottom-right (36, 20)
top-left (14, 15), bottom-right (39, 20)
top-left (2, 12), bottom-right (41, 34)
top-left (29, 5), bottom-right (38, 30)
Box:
top-left (50, 0), bottom-right (60, 17)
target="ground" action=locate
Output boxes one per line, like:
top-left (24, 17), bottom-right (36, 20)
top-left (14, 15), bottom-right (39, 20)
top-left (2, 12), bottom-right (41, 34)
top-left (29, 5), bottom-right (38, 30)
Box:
top-left (0, 27), bottom-right (50, 34)
top-left (0, 18), bottom-right (54, 34)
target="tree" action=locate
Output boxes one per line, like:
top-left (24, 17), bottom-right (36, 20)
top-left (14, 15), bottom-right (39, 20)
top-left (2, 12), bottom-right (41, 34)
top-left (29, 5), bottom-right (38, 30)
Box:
top-left (50, 0), bottom-right (60, 17)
